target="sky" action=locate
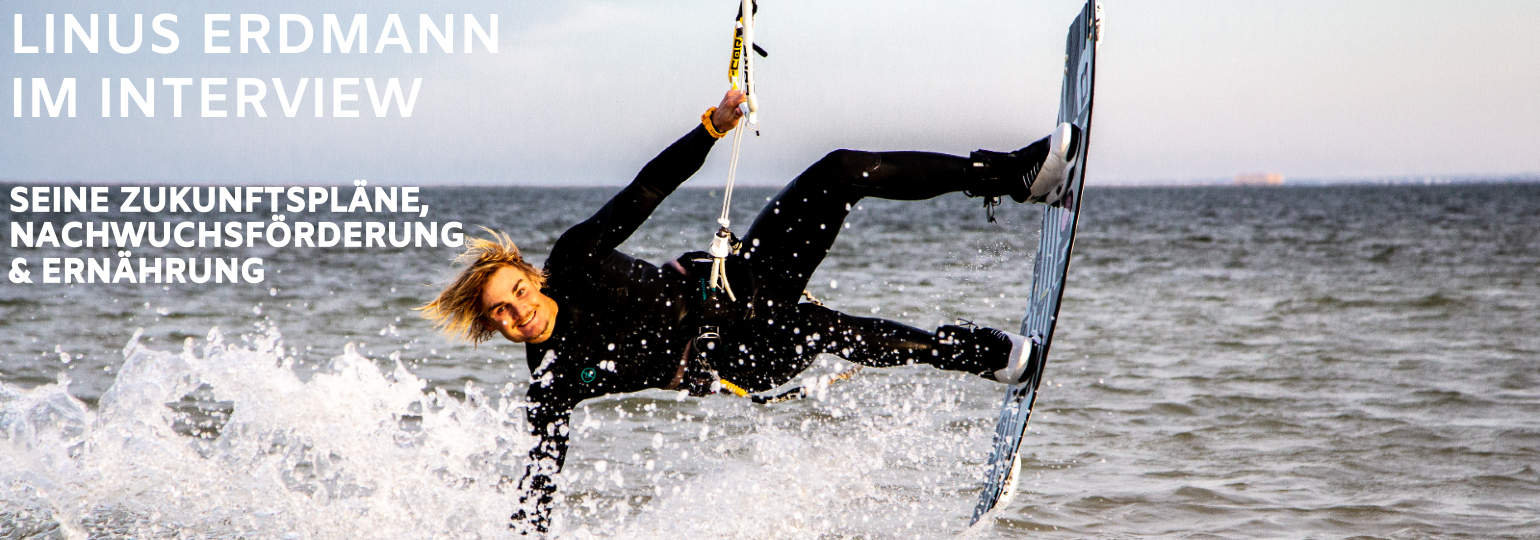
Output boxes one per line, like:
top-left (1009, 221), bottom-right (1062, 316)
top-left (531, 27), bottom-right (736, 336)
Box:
top-left (1, 0), bottom-right (1537, 186)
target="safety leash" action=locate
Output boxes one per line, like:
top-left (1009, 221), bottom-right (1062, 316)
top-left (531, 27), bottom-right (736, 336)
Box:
top-left (750, 365), bottom-right (863, 404)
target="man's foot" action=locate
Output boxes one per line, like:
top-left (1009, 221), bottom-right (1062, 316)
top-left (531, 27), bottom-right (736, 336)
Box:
top-left (936, 325), bottom-right (1035, 384)
top-left (965, 122), bottom-right (1081, 206)
top-left (991, 331), bottom-right (1035, 385)
top-left (1029, 122), bottom-right (1080, 205)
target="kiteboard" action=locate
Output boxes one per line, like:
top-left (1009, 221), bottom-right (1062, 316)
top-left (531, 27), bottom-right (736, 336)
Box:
top-left (970, 0), bottom-right (1103, 526)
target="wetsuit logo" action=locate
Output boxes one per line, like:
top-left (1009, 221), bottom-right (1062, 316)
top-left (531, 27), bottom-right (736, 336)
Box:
top-left (580, 367), bottom-right (597, 383)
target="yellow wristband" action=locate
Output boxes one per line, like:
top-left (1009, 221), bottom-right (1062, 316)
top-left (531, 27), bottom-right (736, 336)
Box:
top-left (702, 107), bottom-right (728, 138)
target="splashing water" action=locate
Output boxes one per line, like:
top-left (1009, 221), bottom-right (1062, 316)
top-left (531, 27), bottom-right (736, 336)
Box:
top-left (1, 327), bottom-right (534, 539)
top-left (1, 328), bottom-right (1008, 539)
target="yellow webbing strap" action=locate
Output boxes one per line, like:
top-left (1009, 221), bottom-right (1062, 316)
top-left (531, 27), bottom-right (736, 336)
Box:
top-left (728, 9), bottom-right (745, 90)
top-left (717, 378), bottom-right (750, 397)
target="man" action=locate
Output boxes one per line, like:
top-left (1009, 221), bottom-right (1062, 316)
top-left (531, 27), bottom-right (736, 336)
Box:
top-left (421, 89), bottom-right (1079, 534)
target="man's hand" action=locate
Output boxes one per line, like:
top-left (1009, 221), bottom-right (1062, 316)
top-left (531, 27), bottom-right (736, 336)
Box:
top-left (712, 89), bottom-right (747, 134)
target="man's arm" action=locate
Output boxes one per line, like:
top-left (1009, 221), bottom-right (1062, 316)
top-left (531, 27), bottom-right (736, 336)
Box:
top-left (510, 395), bottom-right (574, 535)
top-left (550, 91), bottom-right (747, 263)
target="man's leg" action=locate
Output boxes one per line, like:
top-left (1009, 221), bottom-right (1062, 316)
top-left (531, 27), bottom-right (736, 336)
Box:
top-left (738, 149), bottom-right (972, 304)
top-left (716, 302), bottom-right (1008, 392)
top-left (725, 142), bottom-right (1065, 388)
top-left (736, 134), bottom-right (1073, 302)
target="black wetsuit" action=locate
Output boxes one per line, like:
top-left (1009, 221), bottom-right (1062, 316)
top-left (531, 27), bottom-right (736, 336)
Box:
top-left (511, 123), bottom-right (1000, 533)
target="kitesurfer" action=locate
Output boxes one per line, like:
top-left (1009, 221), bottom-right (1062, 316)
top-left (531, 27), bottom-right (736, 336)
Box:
top-left (420, 89), bottom-right (1079, 535)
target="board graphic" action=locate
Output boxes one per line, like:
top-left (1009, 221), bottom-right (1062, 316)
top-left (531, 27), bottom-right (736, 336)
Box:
top-left (970, 0), bottom-right (1102, 525)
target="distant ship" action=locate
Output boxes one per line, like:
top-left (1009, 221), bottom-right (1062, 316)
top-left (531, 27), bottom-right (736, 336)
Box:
top-left (1235, 173), bottom-right (1285, 186)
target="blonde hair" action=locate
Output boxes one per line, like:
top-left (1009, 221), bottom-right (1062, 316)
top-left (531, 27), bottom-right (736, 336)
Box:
top-left (419, 227), bottom-right (547, 344)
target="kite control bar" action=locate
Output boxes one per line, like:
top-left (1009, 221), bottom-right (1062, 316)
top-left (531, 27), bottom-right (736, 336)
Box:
top-left (729, 0), bottom-right (766, 128)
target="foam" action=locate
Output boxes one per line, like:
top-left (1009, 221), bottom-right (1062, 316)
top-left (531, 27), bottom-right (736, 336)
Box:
top-left (1, 327), bottom-right (530, 539)
top-left (1, 329), bottom-right (998, 539)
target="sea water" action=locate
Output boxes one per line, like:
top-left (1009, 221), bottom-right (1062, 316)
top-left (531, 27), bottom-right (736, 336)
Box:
top-left (2, 184), bottom-right (1538, 538)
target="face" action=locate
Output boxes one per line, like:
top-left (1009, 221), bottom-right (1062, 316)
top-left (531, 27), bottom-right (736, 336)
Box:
top-left (479, 266), bottom-right (558, 344)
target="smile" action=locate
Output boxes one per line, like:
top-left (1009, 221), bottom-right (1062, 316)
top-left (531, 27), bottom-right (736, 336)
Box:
top-left (516, 309), bottom-right (537, 329)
